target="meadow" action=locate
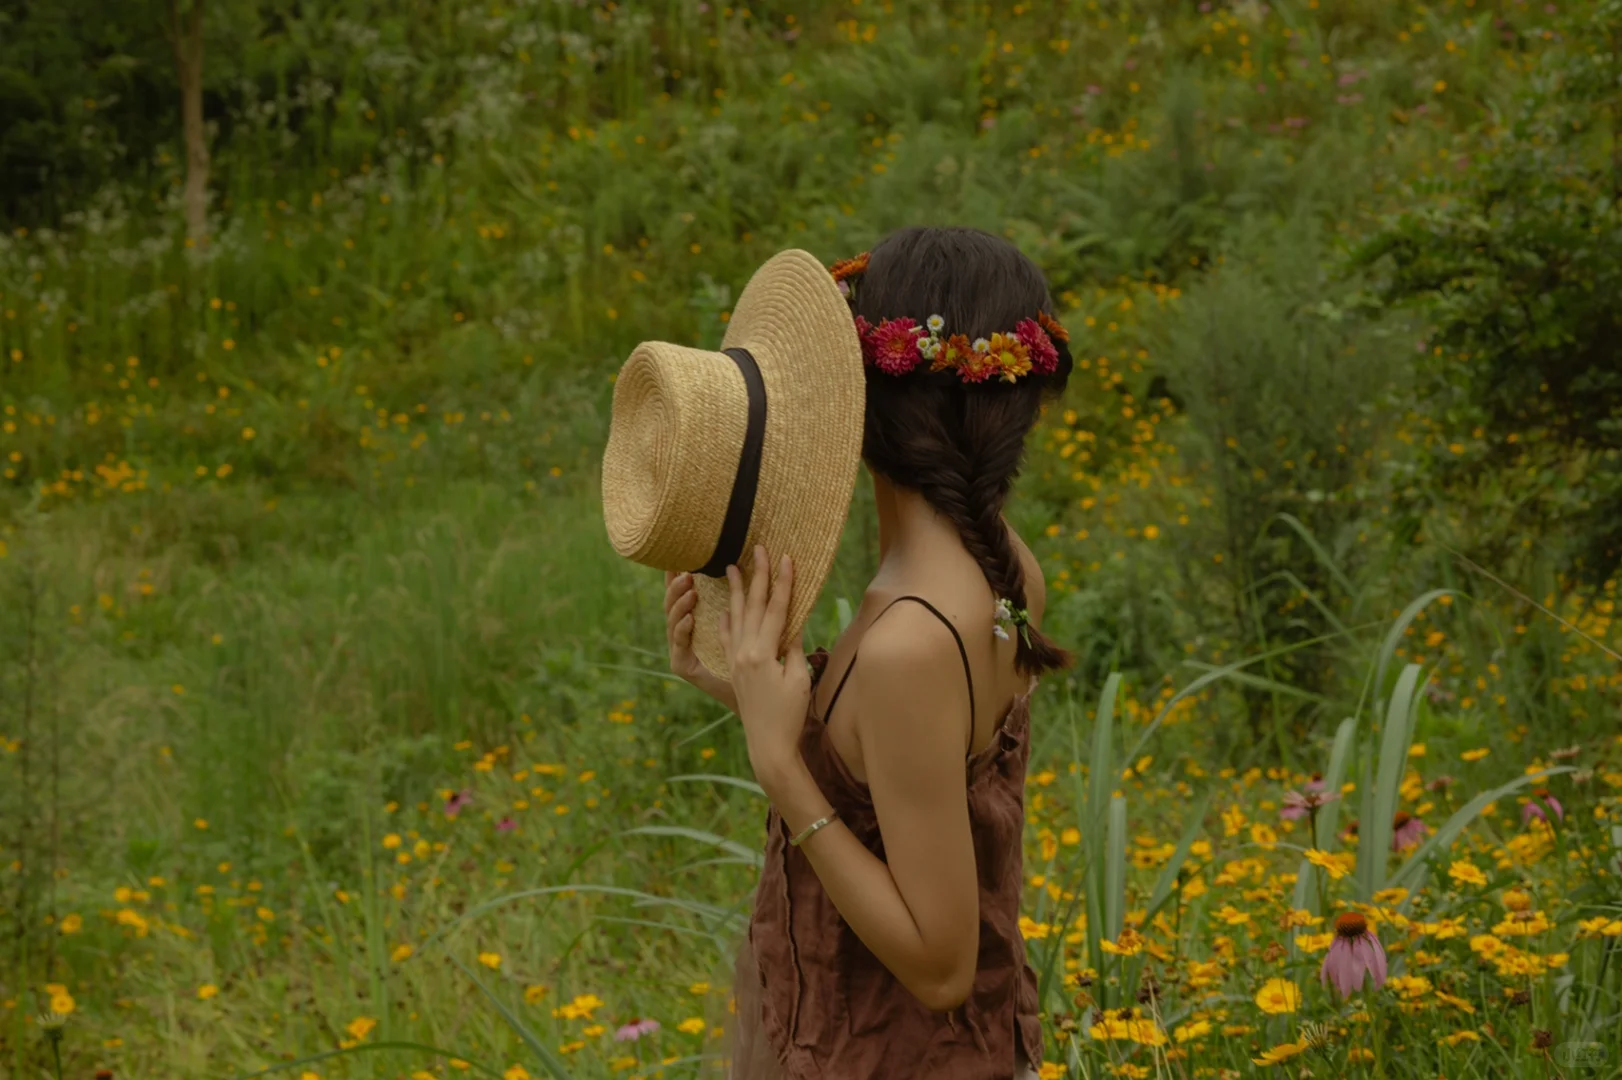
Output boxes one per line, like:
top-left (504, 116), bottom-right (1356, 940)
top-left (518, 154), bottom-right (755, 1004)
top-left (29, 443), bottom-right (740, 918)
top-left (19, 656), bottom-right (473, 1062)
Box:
top-left (2, 1), bottom-right (1621, 1077)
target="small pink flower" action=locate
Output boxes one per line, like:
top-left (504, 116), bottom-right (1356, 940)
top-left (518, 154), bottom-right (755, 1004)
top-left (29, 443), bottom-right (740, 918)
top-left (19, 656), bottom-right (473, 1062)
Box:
top-left (867, 317), bottom-right (924, 376)
top-left (1522, 788), bottom-right (1564, 824)
top-left (445, 789), bottom-right (473, 819)
top-left (1014, 319), bottom-right (1059, 375)
top-left (1321, 912), bottom-right (1387, 997)
top-left (853, 315), bottom-right (876, 362)
top-left (496, 816), bottom-right (516, 832)
top-left (1280, 788), bottom-right (1339, 821)
top-left (614, 1018), bottom-right (661, 1041)
top-left (1427, 774), bottom-right (1455, 792)
top-left (1392, 811), bottom-right (1428, 851)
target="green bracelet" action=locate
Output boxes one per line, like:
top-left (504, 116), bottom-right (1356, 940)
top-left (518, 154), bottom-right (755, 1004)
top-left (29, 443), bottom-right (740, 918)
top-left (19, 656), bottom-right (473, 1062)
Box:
top-left (789, 810), bottom-right (840, 847)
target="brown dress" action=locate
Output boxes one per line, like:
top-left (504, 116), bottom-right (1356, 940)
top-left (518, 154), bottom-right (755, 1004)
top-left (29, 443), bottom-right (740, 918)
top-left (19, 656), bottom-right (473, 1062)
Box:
top-left (717, 595), bottom-right (1045, 1080)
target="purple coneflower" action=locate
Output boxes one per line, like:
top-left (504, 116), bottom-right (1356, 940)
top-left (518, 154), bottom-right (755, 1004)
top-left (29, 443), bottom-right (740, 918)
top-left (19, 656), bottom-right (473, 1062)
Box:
top-left (614, 1018), bottom-right (660, 1042)
top-left (1320, 912), bottom-right (1387, 997)
top-left (1522, 788), bottom-right (1564, 825)
top-left (1303, 773), bottom-right (1327, 794)
top-left (496, 816), bottom-right (516, 832)
top-left (1426, 775), bottom-right (1455, 793)
top-left (1280, 787), bottom-right (1338, 822)
top-left (1391, 811), bottom-right (1429, 851)
top-left (445, 789), bottom-right (473, 819)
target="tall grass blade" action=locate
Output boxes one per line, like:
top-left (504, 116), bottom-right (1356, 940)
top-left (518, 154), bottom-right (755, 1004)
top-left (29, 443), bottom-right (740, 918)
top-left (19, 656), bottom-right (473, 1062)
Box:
top-left (1269, 513), bottom-right (1356, 598)
top-left (621, 825), bottom-right (764, 867)
top-left (416, 884), bottom-right (743, 956)
top-left (1087, 674), bottom-right (1121, 836)
top-left (1358, 663), bottom-right (1422, 899)
top-left (449, 954), bottom-right (578, 1080)
top-left (666, 773), bottom-right (767, 798)
top-left (1317, 716), bottom-right (1358, 851)
top-left (1371, 590), bottom-right (1451, 708)
top-left (1105, 795), bottom-right (1127, 943)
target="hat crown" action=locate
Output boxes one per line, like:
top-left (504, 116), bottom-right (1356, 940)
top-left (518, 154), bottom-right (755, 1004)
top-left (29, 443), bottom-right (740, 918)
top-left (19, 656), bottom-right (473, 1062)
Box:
top-left (602, 342), bottom-right (752, 572)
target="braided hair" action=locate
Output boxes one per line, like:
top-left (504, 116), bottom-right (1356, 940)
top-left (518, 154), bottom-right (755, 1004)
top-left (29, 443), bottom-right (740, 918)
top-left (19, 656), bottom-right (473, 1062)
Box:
top-left (849, 226), bottom-right (1074, 678)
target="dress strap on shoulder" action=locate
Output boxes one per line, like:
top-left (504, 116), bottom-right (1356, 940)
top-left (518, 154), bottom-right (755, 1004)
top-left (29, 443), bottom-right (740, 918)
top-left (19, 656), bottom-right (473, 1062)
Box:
top-left (819, 595), bottom-right (978, 759)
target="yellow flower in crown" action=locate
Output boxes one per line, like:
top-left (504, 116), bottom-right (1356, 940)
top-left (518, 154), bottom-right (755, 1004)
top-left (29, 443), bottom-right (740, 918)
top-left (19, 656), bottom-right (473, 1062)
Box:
top-left (985, 332), bottom-right (1032, 382)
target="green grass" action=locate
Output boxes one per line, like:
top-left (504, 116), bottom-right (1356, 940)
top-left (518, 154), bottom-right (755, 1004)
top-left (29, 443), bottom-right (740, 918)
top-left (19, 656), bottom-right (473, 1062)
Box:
top-left (3, 1), bottom-right (1622, 1077)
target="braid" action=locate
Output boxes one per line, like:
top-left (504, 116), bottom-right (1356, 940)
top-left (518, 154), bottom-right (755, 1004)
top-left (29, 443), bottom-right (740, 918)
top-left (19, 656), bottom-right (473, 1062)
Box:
top-left (963, 411), bottom-right (1073, 677)
top-left (905, 409), bottom-right (1073, 678)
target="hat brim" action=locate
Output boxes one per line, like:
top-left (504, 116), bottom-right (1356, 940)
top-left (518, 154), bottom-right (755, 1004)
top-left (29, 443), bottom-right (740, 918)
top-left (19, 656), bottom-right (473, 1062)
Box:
top-left (685, 249), bottom-right (865, 682)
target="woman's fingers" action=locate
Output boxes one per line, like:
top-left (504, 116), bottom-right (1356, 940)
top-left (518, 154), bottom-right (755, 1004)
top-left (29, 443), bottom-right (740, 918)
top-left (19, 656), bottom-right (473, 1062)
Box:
top-left (744, 544), bottom-right (770, 631)
top-left (663, 570), bottom-right (692, 615)
top-left (668, 594), bottom-right (696, 645)
top-left (763, 554), bottom-right (793, 652)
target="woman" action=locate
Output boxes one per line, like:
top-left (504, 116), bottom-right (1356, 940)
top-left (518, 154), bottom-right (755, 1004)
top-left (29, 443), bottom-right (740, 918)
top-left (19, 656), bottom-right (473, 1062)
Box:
top-left (662, 228), bottom-right (1075, 1078)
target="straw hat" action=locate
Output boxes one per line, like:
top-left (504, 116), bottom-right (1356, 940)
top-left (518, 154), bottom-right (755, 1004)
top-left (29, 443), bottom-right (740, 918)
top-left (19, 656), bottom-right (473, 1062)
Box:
top-left (601, 249), bottom-right (866, 680)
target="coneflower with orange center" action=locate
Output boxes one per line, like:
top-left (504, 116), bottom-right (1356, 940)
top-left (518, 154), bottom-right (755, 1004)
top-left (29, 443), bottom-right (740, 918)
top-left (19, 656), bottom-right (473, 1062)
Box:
top-left (1320, 912), bottom-right (1387, 997)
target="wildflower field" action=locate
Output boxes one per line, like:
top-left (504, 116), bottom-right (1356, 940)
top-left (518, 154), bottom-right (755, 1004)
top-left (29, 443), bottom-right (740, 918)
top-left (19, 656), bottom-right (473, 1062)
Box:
top-left (2, 1), bottom-right (1621, 1078)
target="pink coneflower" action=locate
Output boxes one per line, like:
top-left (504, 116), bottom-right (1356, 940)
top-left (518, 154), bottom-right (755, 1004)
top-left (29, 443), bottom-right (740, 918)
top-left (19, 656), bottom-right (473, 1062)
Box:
top-left (496, 816), bottom-right (516, 832)
top-left (614, 1018), bottom-right (660, 1042)
top-left (1321, 912), bottom-right (1387, 997)
top-left (1522, 788), bottom-right (1564, 824)
top-left (1427, 775), bottom-right (1455, 793)
top-left (1280, 786), bottom-right (1339, 821)
top-left (445, 789), bottom-right (473, 819)
top-left (1303, 772), bottom-right (1327, 794)
top-left (1392, 811), bottom-right (1429, 851)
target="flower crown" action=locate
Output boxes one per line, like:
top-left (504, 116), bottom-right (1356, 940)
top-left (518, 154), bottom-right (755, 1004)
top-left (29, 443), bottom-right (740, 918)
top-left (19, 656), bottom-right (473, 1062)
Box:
top-left (829, 251), bottom-right (1070, 386)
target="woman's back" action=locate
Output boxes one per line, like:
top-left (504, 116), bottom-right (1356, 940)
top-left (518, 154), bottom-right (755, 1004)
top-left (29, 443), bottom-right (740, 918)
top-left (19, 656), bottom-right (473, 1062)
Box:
top-left (728, 603), bottom-right (1044, 1079)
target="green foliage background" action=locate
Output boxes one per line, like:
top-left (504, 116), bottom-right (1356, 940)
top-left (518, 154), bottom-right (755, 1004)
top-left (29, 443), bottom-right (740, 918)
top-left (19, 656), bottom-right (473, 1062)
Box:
top-left (1, 1), bottom-right (1620, 1078)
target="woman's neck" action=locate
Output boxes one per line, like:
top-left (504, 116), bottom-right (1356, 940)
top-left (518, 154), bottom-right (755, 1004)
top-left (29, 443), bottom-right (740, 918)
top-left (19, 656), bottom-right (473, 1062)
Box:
top-left (868, 468), bottom-right (965, 585)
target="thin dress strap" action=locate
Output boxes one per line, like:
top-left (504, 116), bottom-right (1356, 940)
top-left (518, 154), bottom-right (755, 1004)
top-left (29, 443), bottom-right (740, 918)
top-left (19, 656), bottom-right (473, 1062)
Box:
top-left (819, 595), bottom-right (977, 759)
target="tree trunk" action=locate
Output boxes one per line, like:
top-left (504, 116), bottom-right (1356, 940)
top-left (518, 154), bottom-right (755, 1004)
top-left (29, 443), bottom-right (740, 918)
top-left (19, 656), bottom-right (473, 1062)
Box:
top-left (170, 0), bottom-right (209, 245)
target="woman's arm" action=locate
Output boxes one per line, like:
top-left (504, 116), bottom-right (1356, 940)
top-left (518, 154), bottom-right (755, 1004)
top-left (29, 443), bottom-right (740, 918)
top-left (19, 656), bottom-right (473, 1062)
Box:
top-left (752, 607), bottom-right (979, 1011)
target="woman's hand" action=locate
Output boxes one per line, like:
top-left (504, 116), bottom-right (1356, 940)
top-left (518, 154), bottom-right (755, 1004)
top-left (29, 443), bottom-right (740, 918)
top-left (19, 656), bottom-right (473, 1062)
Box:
top-left (664, 569), bottom-right (738, 713)
top-left (720, 545), bottom-right (811, 780)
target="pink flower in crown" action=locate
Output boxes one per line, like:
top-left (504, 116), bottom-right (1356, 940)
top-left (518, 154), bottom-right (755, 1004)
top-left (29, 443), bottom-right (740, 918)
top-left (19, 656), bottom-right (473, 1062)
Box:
top-left (867, 317), bottom-right (925, 375)
top-left (1015, 318), bottom-right (1059, 375)
top-left (852, 315), bottom-right (878, 363)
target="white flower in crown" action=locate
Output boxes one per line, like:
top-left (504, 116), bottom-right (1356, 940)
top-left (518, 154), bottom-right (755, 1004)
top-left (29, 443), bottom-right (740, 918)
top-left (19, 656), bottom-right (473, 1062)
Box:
top-left (926, 314), bottom-right (945, 333)
top-left (972, 337), bottom-right (991, 353)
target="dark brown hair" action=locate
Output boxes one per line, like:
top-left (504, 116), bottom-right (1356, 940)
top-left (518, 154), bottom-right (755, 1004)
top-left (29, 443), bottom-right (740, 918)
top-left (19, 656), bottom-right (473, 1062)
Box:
top-left (848, 226), bottom-right (1074, 677)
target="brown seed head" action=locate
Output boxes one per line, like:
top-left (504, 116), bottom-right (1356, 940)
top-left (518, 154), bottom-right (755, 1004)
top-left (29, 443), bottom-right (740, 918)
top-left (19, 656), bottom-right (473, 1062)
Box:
top-left (1334, 912), bottom-right (1370, 938)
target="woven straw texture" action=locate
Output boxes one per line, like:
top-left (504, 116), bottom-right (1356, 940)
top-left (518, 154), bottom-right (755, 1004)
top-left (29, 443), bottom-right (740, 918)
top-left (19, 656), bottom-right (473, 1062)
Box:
top-left (601, 249), bottom-right (865, 681)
